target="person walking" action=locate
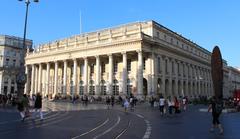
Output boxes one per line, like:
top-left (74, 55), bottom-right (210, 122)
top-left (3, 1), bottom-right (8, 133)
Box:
top-left (111, 95), bottom-right (115, 107)
top-left (159, 94), bottom-right (165, 115)
top-left (124, 98), bottom-right (129, 113)
top-left (167, 96), bottom-right (174, 115)
top-left (33, 93), bottom-right (43, 121)
top-left (106, 96), bottom-right (111, 109)
top-left (208, 96), bottom-right (224, 135)
top-left (182, 96), bottom-right (188, 111)
top-left (17, 94), bottom-right (25, 122)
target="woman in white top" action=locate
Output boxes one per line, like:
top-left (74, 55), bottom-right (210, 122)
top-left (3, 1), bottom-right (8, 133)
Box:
top-left (159, 94), bottom-right (165, 115)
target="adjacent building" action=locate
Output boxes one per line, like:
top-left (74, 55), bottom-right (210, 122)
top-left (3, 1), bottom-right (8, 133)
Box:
top-left (24, 20), bottom-right (235, 99)
top-left (0, 35), bottom-right (32, 95)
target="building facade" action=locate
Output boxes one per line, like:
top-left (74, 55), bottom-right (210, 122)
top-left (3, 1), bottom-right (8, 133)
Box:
top-left (227, 66), bottom-right (240, 95)
top-left (25, 21), bottom-right (221, 99)
top-left (0, 35), bottom-right (32, 95)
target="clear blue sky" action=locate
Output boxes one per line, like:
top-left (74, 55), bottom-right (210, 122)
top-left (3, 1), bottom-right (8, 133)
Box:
top-left (0, 0), bottom-right (239, 67)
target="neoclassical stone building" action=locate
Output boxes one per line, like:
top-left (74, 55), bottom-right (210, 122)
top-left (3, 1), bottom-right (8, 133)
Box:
top-left (25, 20), bottom-right (215, 99)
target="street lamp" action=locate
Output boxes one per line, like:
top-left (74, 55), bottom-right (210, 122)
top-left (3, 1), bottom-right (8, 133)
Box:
top-left (16, 0), bottom-right (39, 95)
top-left (19, 0), bottom-right (39, 50)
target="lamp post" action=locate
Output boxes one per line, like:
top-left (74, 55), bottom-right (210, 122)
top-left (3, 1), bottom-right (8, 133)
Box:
top-left (17, 0), bottom-right (39, 95)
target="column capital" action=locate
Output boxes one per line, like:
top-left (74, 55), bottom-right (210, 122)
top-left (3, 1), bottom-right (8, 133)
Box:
top-left (95, 55), bottom-right (100, 59)
top-left (121, 51), bottom-right (127, 56)
top-left (136, 50), bottom-right (142, 54)
top-left (108, 53), bottom-right (113, 57)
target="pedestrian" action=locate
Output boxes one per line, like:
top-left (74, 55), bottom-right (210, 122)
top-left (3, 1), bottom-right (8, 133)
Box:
top-left (159, 94), bottom-right (165, 115)
top-left (150, 96), bottom-right (155, 107)
top-left (130, 97), bottom-right (134, 111)
top-left (33, 93), bottom-right (43, 121)
top-left (111, 95), bottom-right (115, 107)
top-left (124, 98), bottom-right (129, 113)
top-left (174, 96), bottom-right (180, 114)
top-left (182, 96), bottom-right (188, 111)
top-left (23, 94), bottom-right (30, 118)
top-left (17, 94), bottom-right (25, 122)
top-left (167, 96), bottom-right (174, 115)
top-left (106, 96), bottom-right (111, 109)
top-left (208, 96), bottom-right (224, 135)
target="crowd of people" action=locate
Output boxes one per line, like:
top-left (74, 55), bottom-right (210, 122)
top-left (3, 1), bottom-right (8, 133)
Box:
top-left (1, 93), bottom-right (44, 122)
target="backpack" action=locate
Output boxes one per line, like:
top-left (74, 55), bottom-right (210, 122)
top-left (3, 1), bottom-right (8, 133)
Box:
top-left (215, 102), bottom-right (223, 114)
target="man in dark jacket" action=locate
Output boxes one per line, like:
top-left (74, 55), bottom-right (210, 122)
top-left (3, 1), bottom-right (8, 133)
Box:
top-left (34, 93), bottom-right (43, 120)
top-left (208, 96), bottom-right (224, 135)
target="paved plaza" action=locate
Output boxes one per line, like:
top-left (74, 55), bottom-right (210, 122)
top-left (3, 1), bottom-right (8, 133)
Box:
top-left (0, 100), bottom-right (240, 139)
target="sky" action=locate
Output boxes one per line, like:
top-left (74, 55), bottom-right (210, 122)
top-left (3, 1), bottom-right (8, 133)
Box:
top-left (0, 0), bottom-right (239, 68)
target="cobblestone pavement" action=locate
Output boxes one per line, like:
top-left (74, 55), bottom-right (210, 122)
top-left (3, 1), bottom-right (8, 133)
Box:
top-left (0, 100), bottom-right (240, 139)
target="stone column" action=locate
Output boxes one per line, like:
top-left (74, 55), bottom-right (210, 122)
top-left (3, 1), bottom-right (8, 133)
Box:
top-left (73, 59), bottom-right (77, 95)
top-left (54, 61), bottom-right (58, 97)
top-left (108, 54), bottom-right (113, 95)
top-left (137, 50), bottom-right (143, 96)
top-left (84, 58), bottom-right (88, 94)
top-left (45, 63), bottom-right (50, 97)
top-left (38, 63), bottom-right (42, 93)
top-left (34, 66), bottom-right (38, 95)
top-left (122, 52), bottom-right (127, 95)
top-left (185, 63), bottom-right (189, 97)
top-left (161, 56), bottom-right (166, 97)
top-left (24, 65), bottom-right (29, 94)
top-left (169, 58), bottom-right (173, 97)
top-left (63, 60), bottom-right (67, 95)
top-left (151, 53), bottom-right (156, 95)
top-left (95, 56), bottom-right (100, 95)
top-left (7, 77), bottom-right (11, 94)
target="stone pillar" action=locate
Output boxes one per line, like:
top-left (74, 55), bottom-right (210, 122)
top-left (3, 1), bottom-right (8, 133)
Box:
top-left (63, 60), bottom-right (67, 95)
top-left (73, 59), bottom-right (77, 95)
top-left (34, 66), bottom-right (38, 95)
top-left (24, 66), bottom-right (29, 94)
top-left (7, 77), bottom-right (11, 94)
top-left (54, 61), bottom-right (58, 97)
top-left (84, 58), bottom-right (88, 94)
top-left (137, 50), bottom-right (143, 97)
top-left (161, 56), bottom-right (166, 97)
top-left (95, 56), bottom-right (100, 95)
top-left (169, 59), bottom-right (173, 97)
top-left (186, 64), bottom-right (189, 97)
top-left (38, 63), bottom-right (42, 93)
top-left (30, 65), bottom-right (35, 96)
top-left (151, 53), bottom-right (156, 95)
top-left (122, 52), bottom-right (127, 95)
top-left (107, 54), bottom-right (113, 95)
top-left (45, 63), bottom-right (50, 97)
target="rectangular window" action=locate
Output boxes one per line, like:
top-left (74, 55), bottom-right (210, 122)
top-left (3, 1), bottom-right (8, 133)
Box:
top-left (127, 59), bottom-right (131, 72)
top-left (177, 63), bottom-right (180, 76)
top-left (6, 58), bottom-right (9, 66)
top-left (165, 59), bottom-right (168, 74)
top-left (101, 62), bottom-right (105, 73)
top-left (143, 58), bottom-right (146, 70)
top-left (113, 85), bottom-right (119, 95)
top-left (157, 32), bottom-right (160, 38)
top-left (114, 61), bottom-right (118, 73)
top-left (90, 64), bottom-right (94, 75)
top-left (172, 61), bottom-right (174, 74)
top-left (127, 85), bottom-right (132, 96)
top-left (80, 64), bottom-right (84, 76)
top-left (158, 57), bottom-right (161, 74)
top-left (13, 59), bottom-right (16, 67)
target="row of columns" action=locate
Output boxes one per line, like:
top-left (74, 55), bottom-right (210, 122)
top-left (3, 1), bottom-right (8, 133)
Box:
top-left (25, 51), bottom-right (143, 97)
